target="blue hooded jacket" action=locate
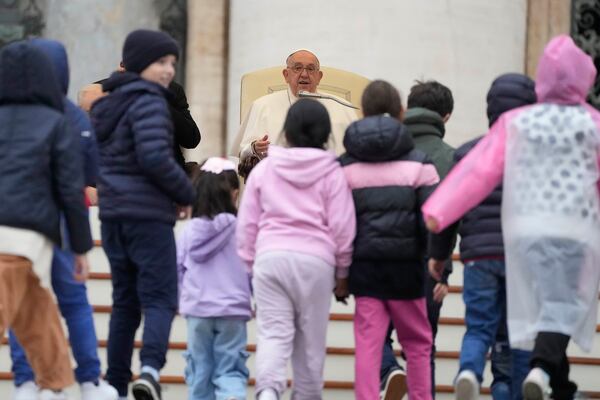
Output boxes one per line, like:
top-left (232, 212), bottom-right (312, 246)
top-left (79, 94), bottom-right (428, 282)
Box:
top-left (31, 38), bottom-right (98, 187)
top-left (0, 41), bottom-right (92, 253)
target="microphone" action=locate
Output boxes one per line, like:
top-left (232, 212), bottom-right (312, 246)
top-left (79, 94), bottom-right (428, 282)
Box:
top-left (298, 90), bottom-right (359, 109)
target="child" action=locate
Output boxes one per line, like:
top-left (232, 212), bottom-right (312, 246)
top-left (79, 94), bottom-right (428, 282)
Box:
top-left (379, 79), bottom-right (456, 400)
top-left (0, 41), bottom-right (93, 400)
top-left (237, 99), bottom-right (356, 400)
top-left (91, 29), bottom-right (194, 400)
top-left (8, 37), bottom-right (118, 400)
top-left (449, 73), bottom-right (536, 400)
top-left (423, 35), bottom-right (600, 400)
top-left (340, 80), bottom-right (453, 400)
top-left (177, 158), bottom-right (251, 400)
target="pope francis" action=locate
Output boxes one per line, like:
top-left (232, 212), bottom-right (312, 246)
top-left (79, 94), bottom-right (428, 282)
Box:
top-left (232, 50), bottom-right (358, 162)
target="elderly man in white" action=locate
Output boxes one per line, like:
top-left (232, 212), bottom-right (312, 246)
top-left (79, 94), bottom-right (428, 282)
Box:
top-left (233, 49), bottom-right (358, 162)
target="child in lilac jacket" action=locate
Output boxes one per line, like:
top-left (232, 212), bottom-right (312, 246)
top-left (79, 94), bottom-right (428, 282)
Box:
top-left (177, 158), bottom-right (251, 400)
top-left (236, 99), bottom-right (356, 400)
top-left (423, 35), bottom-right (600, 399)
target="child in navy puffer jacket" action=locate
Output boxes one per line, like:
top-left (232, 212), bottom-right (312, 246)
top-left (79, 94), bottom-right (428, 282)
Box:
top-left (91, 29), bottom-right (194, 400)
top-left (450, 73), bottom-right (536, 400)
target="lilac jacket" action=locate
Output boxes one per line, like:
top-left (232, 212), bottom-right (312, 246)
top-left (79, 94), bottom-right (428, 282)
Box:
top-left (236, 146), bottom-right (356, 278)
top-left (177, 213), bottom-right (252, 320)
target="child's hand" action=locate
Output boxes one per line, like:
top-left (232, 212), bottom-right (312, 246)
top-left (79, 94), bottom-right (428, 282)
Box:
top-left (73, 254), bottom-right (90, 282)
top-left (334, 277), bottom-right (349, 304)
top-left (433, 282), bottom-right (449, 303)
top-left (425, 216), bottom-right (439, 232)
top-left (428, 258), bottom-right (445, 282)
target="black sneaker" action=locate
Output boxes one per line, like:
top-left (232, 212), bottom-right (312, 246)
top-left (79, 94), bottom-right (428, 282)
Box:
top-left (380, 366), bottom-right (407, 400)
top-left (132, 373), bottom-right (161, 400)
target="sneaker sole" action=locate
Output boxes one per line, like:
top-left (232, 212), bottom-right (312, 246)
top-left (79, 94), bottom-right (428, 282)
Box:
top-left (382, 372), bottom-right (407, 400)
top-left (455, 378), bottom-right (477, 400)
top-left (132, 381), bottom-right (160, 400)
top-left (523, 381), bottom-right (545, 400)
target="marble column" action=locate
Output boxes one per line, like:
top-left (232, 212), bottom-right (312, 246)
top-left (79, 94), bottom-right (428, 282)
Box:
top-left (184, 0), bottom-right (229, 161)
top-left (525, 0), bottom-right (572, 77)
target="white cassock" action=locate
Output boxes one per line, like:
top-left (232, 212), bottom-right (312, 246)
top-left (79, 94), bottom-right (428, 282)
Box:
top-left (231, 86), bottom-right (358, 158)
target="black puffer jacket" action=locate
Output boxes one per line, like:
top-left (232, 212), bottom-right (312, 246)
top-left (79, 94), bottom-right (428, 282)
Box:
top-left (91, 72), bottom-right (194, 224)
top-left (455, 73), bottom-right (536, 261)
top-left (0, 42), bottom-right (92, 253)
top-left (340, 116), bottom-right (453, 299)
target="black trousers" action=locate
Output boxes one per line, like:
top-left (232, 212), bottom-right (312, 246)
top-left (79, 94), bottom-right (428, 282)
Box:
top-left (530, 332), bottom-right (577, 400)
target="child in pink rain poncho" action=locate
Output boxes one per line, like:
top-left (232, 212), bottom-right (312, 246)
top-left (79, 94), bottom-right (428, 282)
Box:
top-left (422, 35), bottom-right (600, 400)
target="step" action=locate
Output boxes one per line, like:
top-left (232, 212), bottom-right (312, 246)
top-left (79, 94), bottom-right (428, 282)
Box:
top-left (85, 273), bottom-right (468, 319)
top-left (3, 333), bottom-right (600, 391)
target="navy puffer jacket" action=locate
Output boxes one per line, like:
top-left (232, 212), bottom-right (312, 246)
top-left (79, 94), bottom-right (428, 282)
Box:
top-left (91, 72), bottom-right (194, 224)
top-left (0, 41), bottom-right (92, 253)
top-left (456, 73), bottom-right (536, 261)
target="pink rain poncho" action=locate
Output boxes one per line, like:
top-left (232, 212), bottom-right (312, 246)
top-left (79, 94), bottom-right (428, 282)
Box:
top-left (422, 35), bottom-right (600, 352)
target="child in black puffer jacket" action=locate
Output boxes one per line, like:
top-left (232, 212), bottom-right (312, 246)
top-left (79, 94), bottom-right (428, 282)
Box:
top-left (340, 80), bottom-right (453, 400)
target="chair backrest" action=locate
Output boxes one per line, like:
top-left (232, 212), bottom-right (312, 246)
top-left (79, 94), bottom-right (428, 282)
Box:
top-left (239, 66), bottom-right (371, 122)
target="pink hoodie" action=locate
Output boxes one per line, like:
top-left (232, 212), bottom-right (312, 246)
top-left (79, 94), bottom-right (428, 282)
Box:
top-left (422, 35), bottom-right (600, 232)
top-left (236, 145), bottom-right (356, 277)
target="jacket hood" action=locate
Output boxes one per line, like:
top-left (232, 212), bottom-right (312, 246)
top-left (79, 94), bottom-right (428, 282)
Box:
top-left (30, 38), bottom-right (69, 94)
top-left (91, 71), bottom-right (161, 143)
top-left (535, 35), bottom-right (596, 104)
top-left (269, 146), bottom-right (339, 188)
top-left (185, 213), bottom-right (236, 262)
top-left (403, 107), bottom-right (445, 139)
top-left (0, 41), bottom-right (63, 111)
top-left (486, 73), bottom-right (536, 126)
top-left (343, 115), bottom-right (414, 162)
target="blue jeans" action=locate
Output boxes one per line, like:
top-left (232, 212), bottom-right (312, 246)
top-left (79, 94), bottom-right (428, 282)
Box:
top-left (9, 246), bottom-right (100, 385)
top-left (184, 317), bottom-right (249, 400)
top-left (102, 220), bottom-right (178, 396)
top-left (381, 324), bottom-right (400, 380)
top-left (459, 259), bottom-right (531, 400)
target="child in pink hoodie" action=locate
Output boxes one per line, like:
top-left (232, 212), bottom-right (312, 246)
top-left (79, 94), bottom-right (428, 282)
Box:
top-left (423, 35), bottom-right (600, 400)
top-left (237, 99), bottom-right (356, 400)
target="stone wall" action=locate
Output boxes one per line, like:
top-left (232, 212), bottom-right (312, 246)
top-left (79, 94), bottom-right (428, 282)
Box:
top-left (43, 0), bottom-right (162, 100)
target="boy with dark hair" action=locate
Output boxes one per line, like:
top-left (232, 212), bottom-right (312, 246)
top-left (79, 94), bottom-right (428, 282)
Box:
top-left (407, 80), bottom-right (454, 122)
top-left (91, 29), bottom-right (194, 400)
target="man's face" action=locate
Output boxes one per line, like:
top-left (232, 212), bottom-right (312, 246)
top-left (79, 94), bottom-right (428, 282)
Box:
top-left (283, 51), bottom-right (323, 96)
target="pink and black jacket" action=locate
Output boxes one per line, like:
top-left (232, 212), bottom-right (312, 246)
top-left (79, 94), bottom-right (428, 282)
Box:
top-left (339, 115), bottom-right (454, 299)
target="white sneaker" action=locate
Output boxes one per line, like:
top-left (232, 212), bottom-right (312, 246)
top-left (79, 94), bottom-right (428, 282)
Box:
top-left (38, 389), bottom-right (68, 400)
top-left (12, 381), bottom-right (38, 400)
top-left (455, 370), bottom-right (479, 400)
top-left (81, 380), bottom-right (119, 400)
top-left (522, 368), bottom-right (551, 400)
top-left (257, 388), bottom-right (278, 400)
